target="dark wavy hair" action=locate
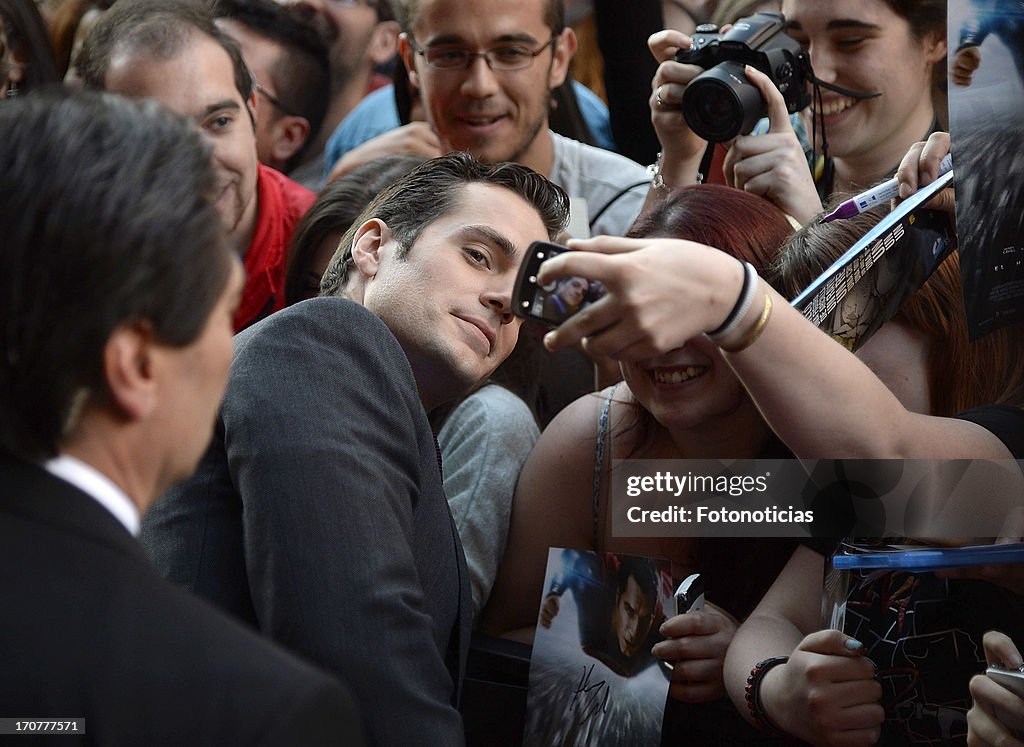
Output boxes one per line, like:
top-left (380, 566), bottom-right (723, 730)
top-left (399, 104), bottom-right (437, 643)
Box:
top-left (284, 154), bottom-right (426, 306)
top-left (320, 152), bottom-right (569, 296)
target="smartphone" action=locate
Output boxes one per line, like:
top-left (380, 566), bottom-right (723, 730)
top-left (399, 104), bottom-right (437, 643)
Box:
top-left (512, 241), bottom-right (604, 327)
top-left (672, 573), bottom-right (706, 617)
top-left (662, 573), bottom-right (706, 673)
top-left (987, 666), bottom-right (1024, 699)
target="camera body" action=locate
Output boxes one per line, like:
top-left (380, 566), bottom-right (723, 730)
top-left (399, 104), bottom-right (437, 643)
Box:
top-left (675, 11), bottom-right (811, 142)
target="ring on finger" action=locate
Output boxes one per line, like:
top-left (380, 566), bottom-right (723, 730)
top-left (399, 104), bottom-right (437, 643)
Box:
top-left (655, 85), bottom-right (666, 109)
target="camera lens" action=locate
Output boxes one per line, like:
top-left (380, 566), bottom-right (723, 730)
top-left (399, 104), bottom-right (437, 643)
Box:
top-left (682, 61), bottom-right (765, 142)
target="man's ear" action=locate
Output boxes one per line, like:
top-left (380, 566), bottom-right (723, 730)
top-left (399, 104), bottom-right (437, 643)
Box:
top-left (270, 116), bottom-right (311, 165)
top-left (549, 26), bottom-right (577, 90)
top-left (369, 20), bottom-right (401, 66)
top-left (103, 322), bottom-right (158, 422)
top-left (350, 218), bottom-right (394, 279)
top-left (399, 33), bottom-right (421, 90)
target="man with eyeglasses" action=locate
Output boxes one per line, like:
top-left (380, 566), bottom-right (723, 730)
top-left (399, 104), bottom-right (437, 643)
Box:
top-left (213, 0), bottom-right (330, 177)
top-left (78, 0), bottom-right (316, 333)
top-left (328, 0), bottom-right (650, 237)
top-left (280, 0), bottom-right (401, 189)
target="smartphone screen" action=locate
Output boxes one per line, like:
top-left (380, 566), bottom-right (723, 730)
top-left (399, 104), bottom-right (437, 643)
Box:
top-left (512, 241), bottom-right (605, 327)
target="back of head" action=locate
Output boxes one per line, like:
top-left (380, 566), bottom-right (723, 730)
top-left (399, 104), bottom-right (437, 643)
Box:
top-left (285, 154), bottom-right (427, 305)
top-left (627, 184), bottom-right (794, 285)
top-left (76, 0), bottom-right (253, 104)
top-left (777, 210), bottom-right (1024, 415)
top-left (320, 152), bottom-right (569, 296)
top-left (0, 90), bottom-right (232, 461)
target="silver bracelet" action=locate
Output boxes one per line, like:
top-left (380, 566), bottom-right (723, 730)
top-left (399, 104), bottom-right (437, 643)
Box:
top-left (647, 151), bottom-right (670, 191)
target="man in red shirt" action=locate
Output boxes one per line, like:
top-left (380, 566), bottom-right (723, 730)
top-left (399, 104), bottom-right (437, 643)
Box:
top-left (78, 0), bottom-right (314, 330)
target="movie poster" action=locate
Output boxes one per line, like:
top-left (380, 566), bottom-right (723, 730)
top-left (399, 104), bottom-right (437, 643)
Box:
top-left (791, 176), bottom-right (955, 351)
top-left (947, 0), bottom-right (1024, 338)
top-left (523, 549), bottom-right (673, 747)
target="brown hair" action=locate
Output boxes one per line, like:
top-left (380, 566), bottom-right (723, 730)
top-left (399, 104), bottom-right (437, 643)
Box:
top-left (776, 209), bottom-right (1024, 415)
top-left (618, 184), bottom-right (796, 455)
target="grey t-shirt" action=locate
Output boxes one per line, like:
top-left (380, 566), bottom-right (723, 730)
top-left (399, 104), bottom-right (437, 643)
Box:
top-left (548, 131), bottom-right (649, 238)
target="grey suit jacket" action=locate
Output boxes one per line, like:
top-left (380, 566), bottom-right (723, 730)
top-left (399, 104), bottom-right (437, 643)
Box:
top-left (0, 456), bottom-right (365, 746)
top-left (142, 298), bottom-right (471, 746)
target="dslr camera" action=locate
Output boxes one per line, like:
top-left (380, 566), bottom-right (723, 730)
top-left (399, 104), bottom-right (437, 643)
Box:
top-left (675, 11), bottom-right (811, 142)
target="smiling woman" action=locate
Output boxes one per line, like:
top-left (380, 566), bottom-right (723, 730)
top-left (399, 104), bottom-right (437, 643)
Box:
top-left (780, 0), bottom-right (947, 196)
top-left (646, 0), bottom-right (947, 224)
top-left (480, 184), bottom-right (799, 742)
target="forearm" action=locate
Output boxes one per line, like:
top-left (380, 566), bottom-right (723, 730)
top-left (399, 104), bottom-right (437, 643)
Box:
top-left (722, 283), bottom-right (1009, 458)
top-left (723, 610), bottom-right (805, 725)
top-left (641, 146), bottom-right (709, 214)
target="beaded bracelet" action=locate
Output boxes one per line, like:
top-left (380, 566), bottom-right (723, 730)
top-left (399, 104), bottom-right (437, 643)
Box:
top-left (647, 151), bottom-right (670, 191)
top-left (708, 260), bottom-right (757, 340)
top-left (745, 656), bottom-right (789, 736)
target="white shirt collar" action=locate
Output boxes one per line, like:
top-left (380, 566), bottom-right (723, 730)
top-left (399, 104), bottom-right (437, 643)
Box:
top-left (43, 454), bottom-right (141, 536)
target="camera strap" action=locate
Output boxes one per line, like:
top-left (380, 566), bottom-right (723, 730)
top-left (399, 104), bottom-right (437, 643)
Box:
top-left (805, 75), bottom-right (882, 102)
top-left (803, 70), bottom-right (882, 200)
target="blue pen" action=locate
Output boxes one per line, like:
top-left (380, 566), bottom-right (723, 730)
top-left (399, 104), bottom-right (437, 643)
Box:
top-left (822, 152), bottom-right (953, 222)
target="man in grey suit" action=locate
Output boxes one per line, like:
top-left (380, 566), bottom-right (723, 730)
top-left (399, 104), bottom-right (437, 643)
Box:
top-left (0, 91), bottom-right (364, 745)
top-left (142, 152), bottom-right (569, 745)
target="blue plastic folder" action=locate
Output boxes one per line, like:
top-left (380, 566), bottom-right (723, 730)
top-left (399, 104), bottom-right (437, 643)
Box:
top-left (832, 542), bottom-right (1024, 571)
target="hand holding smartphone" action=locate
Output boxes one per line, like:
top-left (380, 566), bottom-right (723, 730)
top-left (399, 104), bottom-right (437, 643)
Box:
top-left (672, 573), bottom-right (705, 617)
top-left (987, 666), bottom-right (1024, 699)
top-left (512, 241), bottom-right (605, 327)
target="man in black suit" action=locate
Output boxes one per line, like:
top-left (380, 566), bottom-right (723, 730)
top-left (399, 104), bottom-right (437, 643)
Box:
top-left (0, 91), bottom-right (365, 745)
top-left (141, 153), bottom-right (569, 744)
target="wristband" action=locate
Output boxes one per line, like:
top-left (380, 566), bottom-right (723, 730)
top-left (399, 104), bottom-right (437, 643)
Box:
top-left (708, 260), bottom-right (757, 339)
top-left (745, 656), bottom-right (789, 736)
top-left (719, 290), bottom-right (772, 353)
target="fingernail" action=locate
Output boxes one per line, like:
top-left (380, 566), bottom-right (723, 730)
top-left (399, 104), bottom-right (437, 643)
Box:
top-left (846, 638), bottom-right (863, 651)
top-left (543, 332), bottom-right (556, 348)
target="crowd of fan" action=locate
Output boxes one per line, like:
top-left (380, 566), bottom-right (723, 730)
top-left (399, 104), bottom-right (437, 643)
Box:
top-left (3, 0), bottom-right (1024, 745)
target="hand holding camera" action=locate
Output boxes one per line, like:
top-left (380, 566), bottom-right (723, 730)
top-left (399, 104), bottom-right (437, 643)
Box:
top-left (649, 13), bottom-right (821, 221)
top-left (673, 13), bottom-right (811, 143)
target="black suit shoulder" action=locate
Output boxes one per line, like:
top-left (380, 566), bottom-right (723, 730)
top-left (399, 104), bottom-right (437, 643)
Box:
top-left (0, 458), bottom-right (366, 746)
top-left (143, 297), bottom-right (470, 746)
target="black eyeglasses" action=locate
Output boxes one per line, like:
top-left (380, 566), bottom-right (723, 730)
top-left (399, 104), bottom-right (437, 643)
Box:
top-left (407, 36), bottom-right (556, 72)
top-left (255, 82), bottom-right (300, 118)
